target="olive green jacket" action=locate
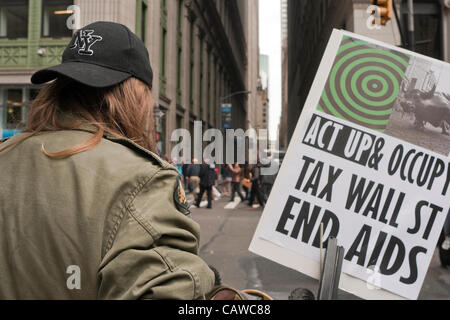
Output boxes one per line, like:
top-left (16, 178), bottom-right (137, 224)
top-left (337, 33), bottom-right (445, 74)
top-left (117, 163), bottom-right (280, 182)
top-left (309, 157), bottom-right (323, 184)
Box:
top-left (0, 128), bottom-right (215, 299)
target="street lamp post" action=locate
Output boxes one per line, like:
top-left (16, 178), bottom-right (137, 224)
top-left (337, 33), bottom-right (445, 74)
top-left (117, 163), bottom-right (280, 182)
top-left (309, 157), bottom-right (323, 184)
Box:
top-left (220, 90), bottom-right (252, 102)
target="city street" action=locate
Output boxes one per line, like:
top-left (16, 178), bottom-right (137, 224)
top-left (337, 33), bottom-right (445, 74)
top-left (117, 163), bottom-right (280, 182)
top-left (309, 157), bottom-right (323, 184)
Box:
top-left (1, 0), bottom-right (450, 304)
top-left (191, 197), bottom-right (450, 300)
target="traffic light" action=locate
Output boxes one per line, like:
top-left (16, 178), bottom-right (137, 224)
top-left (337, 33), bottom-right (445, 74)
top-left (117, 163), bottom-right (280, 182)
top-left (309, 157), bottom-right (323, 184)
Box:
top-left (371, 0), bottom-right (393, 26)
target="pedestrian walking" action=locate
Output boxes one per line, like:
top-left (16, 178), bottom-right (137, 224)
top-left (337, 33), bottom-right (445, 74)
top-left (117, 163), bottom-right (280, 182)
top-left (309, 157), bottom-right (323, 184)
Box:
top-left (182, 162), bottom-right (190, 189)
top-left (242, 163), bottom-right (252, 200)
top-left (186, 158), bottom-right (201, 195)
top-left (221, 165), bottom-right (232, 197)
top-left (172, 157), bottom-right (183, 176)
top-left (195, 160), bottom-right (216, 209)
top-left (260, 162), bottom-right (274, 202)
top-left (213, 166), bottom-right (221, 199)
top-left (228, 163), bottom-right (245, 202)
top-left (0, 21), bottom-right (214, 299)
top-left (248, 163), bottom-right (266, 207)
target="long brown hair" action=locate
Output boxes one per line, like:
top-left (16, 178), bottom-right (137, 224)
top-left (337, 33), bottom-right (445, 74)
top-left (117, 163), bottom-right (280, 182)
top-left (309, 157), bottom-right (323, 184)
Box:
top-left (0, 77), bottom-right (156, 158)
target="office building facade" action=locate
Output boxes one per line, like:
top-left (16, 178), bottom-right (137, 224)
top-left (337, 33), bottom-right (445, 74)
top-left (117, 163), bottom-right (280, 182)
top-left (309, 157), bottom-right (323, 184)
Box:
top-left (0, 0), bottom-right (259, 158)
top-left (283, 0), bottom-right (450, 146)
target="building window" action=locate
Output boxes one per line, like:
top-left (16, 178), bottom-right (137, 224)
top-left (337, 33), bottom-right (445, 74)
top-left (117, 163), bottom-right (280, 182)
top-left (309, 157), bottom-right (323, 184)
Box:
top-left (189, 22), bottom-right (195, 111)
top-left (42, 0), bottom-right (73, 38)
top-left (160, 29), bottom-right (167, 93)
top-left (159, 0), bottom-right (168, 95)
top-left (176, 0), bottom-right (183, 105)
top-left (136, 0), bottom-right (148, 43)
top-left (212, 62), bottom-right (217, 126)
top-left (141, 0), bottom-right (148, 44)
top-left (0, 0), bottom-right (28, 39)
top-left (143, 2), bottom-right (148, 42)
top-left (207, 52), bottom-right (211, 124)
top-left (199, 37), bottom-right (203, 119)
top-left (216, 67), bottom-right (221, 126)
top-left (176, 114), bottom-right (183, 129)
top-left (0, 87), bottom-right (42, 138)
top-left (176, 47), bottom-right (182, 103)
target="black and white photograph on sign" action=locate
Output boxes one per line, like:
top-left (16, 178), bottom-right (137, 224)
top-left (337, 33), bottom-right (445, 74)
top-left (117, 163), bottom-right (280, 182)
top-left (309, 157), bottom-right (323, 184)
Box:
top-left (385, 56), bottom-right (450, 157)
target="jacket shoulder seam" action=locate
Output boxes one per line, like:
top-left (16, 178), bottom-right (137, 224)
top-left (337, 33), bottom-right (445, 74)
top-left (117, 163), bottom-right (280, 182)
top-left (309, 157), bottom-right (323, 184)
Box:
top-left (125, 168), bottom-right (180, 240)
top-left (103, 167), bottom-right (164, 255)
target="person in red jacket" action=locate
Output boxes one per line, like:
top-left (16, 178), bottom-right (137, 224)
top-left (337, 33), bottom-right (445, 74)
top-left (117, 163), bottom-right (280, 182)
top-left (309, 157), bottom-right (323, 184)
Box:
top-left (228, 163), bottom-right (245, 202)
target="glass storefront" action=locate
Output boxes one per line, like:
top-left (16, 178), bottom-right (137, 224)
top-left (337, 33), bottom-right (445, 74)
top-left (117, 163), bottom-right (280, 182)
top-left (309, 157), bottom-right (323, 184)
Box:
top-left (0, 86), bottom-right (38, 139)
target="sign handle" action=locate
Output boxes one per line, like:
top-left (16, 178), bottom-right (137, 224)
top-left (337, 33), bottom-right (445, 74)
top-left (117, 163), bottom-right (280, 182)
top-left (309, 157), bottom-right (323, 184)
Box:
top-left (319, 223), bottom-right (324, 279)
top-left (317, 237), bottom-right (345, 300)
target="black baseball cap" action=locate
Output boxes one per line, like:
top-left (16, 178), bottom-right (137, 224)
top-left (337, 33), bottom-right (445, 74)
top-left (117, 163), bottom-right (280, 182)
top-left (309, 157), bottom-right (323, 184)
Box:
top-left (31, 21), bottom-right (153, 89)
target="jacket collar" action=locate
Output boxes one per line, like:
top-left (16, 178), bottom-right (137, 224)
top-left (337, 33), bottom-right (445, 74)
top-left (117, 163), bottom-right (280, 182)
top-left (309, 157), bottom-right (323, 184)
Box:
top-left (71, 122), bottom-right (169, 169)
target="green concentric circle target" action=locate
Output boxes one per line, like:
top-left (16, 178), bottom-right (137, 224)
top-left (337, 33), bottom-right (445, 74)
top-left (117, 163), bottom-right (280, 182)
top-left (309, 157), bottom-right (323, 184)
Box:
top-left (318, 37), bottom-right (410, 131)
top-left (361, 75), bottom-right (388, 98)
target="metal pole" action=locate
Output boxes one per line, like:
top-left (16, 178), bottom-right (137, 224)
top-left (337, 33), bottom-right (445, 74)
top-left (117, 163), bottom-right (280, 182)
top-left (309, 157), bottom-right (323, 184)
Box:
top-left (317, 237), bottom-right (344, 300)
top-left (407, 0), bottom-right (415, 51)
top-left (320, 223), bottom-right (324, 280)
top-left (392, 0), bottom-right (407, 48)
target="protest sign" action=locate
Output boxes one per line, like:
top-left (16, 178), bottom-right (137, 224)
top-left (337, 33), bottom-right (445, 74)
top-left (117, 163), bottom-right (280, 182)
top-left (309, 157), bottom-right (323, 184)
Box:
top-left (249, 29), bottom-right (450, 300)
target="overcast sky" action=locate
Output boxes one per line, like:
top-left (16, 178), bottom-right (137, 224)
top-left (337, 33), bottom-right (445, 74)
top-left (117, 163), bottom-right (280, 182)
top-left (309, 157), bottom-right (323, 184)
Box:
top-left (259, 0), bottom-right (281, 142)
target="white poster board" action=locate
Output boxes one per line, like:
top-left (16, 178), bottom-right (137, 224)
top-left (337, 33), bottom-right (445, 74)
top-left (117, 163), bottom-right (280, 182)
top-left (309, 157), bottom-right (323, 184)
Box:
top-left (250, 29), bottom-right (450, 300)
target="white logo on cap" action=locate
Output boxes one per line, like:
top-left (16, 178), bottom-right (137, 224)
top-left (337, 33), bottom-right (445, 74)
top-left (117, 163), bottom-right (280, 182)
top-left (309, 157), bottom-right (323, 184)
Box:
top-left (70, 30), bottom-right (103, 56)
